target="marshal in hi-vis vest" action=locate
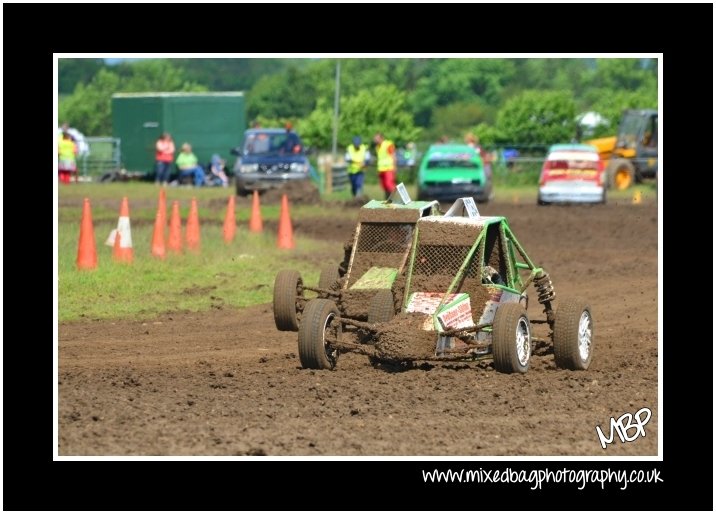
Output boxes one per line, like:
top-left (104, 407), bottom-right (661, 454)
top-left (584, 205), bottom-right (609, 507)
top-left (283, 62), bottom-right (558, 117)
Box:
top-left (376, 140), bottom-right (395, 173)
top-left (347, 143), bottom-right (368, 174)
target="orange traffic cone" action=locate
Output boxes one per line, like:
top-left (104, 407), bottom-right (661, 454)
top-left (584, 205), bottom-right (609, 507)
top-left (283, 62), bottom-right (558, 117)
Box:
top-left (76, 198), bottom-right (98, 270)
top-left (151, 188), bottom-right (167, 259)
top-left (105, 196), bottom-right (133, 263)
top-left (276, 194), bottom-right (295, 249)
top-left (167, 200), bottom-right (183, 254)
top-left (223, 195), bottom-right (236, 243)
top-left (249, 190), bottom-right (263, 233)
top-left (185, 197), bottom-right (201, 252)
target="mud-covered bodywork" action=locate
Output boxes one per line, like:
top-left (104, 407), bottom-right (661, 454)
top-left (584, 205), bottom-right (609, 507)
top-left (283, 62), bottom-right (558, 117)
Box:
top-left (272, 188), bottom-right (441, 330)
top-left (294, 197), bottom-right (595, 374)
top-left (338, 199), bottom-right (437, 318)
top-left (395, 212), bottom-right (531, 357)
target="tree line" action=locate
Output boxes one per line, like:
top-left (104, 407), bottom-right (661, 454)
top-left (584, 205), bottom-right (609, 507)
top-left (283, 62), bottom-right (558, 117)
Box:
top-left (59, 57), bottom-right (656, 148)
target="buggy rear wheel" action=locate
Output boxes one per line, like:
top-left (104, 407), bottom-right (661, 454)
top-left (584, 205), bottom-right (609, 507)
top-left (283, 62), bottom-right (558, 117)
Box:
top-left (492, 303), bottom-right (531, 374)
top-left (553, 297), bottom-right (593, 370)
top-left (298, 299), bottom-right (341, 370)
top-left (367, 289), bottom-right (395, 323)
top-left (273, 270), bottom-right (303, 331)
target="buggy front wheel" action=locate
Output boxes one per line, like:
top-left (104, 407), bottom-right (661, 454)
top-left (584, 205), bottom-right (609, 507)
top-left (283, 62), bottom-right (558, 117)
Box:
top-left (492, 303), bottom-right (531, 374)
top-left (298, 299), bottom-right (341, 370)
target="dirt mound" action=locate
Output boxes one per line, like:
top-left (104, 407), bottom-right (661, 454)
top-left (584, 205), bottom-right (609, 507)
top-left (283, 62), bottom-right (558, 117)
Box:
top-left (261, 180), bottom-right (321, 205)
top-left (372, 313), bottom-right (438, 361)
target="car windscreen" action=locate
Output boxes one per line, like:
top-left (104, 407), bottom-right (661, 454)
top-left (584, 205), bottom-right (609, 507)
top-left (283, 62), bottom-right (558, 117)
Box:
top-left (427, 159), bottom-right (478, 169)
top-left (545, 152), bottom-right (599, 170)
top-left (243, 133), bottom-right (300, 155)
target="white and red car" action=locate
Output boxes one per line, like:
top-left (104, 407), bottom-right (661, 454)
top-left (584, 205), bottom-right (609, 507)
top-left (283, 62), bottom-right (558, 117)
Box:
top-left (538, 144), bottom-right (606, 205)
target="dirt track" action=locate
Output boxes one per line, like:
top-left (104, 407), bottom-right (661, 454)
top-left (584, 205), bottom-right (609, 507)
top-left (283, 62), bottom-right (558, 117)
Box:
top-left (59, 199), bottom-right (658, 456)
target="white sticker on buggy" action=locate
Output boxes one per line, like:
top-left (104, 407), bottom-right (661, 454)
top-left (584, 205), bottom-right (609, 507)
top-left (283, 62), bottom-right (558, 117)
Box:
top-left (444, 197), bottom-right (480, 218)
top-left (436, 296), bottom-right (473, 330)
top-left (407, 292), bottom-right (461, 315)
top-left (394, 183), bottom-right (411, 205)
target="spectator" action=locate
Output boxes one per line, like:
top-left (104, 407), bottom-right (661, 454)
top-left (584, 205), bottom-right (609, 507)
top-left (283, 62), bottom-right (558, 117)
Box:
top-left (176, 143), bottom-right (206, 187)
top-left (474, 136), bottom-right (493, 179)
top-left (208, 154), bottom-right (229, 188)
top-left (373, 132), bottom-right (397, 200)
top-left (466, 133), bottom-right (492, 180)
top-left (58, 131), bottom-right (78, 184)
top-left (59, 122), bottom-right (90, 158)
top-left (281, 122), bottom-right (301, 154)
top-left (464, 132), bottom-right (477, 148)
top-left (345, 135), bottom-right (370, 198)
top-left (403, 142), bottom-right (416, 166)
top-left (154, 132), bottom-right (175, 186)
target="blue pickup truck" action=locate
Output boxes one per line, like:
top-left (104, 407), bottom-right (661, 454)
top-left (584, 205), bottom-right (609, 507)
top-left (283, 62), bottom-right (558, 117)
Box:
top-left (230, 128), bottom-right (312, 196)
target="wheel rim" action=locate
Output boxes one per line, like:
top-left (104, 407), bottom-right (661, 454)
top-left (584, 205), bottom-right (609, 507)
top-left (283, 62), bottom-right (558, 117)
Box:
top-left (322, 312), bottom-right (338, 364)
top-left (615, 169), bottom-right (631, 190)
top-left (515, 316), bottom-right (531, 366)
top-left (578, 311), bottom-right (592, 362)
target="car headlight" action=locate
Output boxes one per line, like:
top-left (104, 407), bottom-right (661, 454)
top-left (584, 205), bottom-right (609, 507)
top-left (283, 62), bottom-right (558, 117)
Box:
top-left (290, 162), bottom-right (307, 173)
top-left (239, 163), bottom-right (258, 173)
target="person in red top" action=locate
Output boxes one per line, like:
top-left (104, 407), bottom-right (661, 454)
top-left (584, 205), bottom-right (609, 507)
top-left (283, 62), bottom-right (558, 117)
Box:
top-left (373, 132), bottom-right (397, 199)
top-left (154, 132), bottom-right (175, 186)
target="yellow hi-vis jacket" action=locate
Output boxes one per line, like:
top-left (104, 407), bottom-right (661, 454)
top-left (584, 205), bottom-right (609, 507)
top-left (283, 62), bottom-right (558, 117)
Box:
top-left (376, 139), bottom-right (395, 173)
top-left (346, 143), bottom-right (368, 174)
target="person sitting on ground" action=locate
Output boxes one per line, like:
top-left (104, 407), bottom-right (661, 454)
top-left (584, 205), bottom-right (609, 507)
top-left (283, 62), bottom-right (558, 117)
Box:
top-left (176, 143), bottom-right (205, 187)
top-left (208, 154), bottom-right (229, 188)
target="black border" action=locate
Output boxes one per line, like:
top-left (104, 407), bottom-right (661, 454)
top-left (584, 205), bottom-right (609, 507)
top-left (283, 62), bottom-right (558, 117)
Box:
top-left (4, 2), bottom-right (711, 511)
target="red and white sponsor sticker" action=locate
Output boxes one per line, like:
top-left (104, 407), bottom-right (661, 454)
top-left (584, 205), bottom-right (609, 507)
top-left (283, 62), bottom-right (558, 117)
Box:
top-left (436, 296), bottom-right (473, 330)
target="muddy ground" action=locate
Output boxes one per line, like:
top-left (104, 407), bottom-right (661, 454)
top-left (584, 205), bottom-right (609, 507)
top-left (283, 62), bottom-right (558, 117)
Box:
top-left (59, 199), bottom-right (658, 456)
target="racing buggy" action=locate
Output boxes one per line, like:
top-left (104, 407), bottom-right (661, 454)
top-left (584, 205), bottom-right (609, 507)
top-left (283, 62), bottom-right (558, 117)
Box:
top-left (272, 184), bottom-right (440, 333)
top-left (295, 197), bottom-right (594, 374)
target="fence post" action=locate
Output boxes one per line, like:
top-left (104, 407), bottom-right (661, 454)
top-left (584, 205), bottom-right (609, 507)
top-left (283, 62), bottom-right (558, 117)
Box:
top-left (323, 154), bottom-right (333, 194)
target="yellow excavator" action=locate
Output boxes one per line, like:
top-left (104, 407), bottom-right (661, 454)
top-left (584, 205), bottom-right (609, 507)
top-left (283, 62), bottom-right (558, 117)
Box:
top-left (586, 109), bottom-right (658, 190)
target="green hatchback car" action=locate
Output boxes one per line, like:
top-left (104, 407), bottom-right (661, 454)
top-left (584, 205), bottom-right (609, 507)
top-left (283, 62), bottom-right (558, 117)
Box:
top-left (416, 144), bottom-right (493, 203)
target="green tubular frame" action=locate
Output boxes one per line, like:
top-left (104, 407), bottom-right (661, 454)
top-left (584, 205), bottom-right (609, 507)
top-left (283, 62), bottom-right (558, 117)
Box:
top-left (402, 218), bottom-right (549, 330)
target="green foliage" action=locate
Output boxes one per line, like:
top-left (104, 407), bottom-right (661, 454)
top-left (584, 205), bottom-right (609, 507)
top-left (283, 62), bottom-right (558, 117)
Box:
top-left (409, 59), bottom-right (516, 125)
top-left (471, 122), bottom-right (505, 146)
top-left (59, 69), bottom-right (122, 136)
top-left (494, 90), bottom-right (577, 144)
top-left (247, 65), bottom-right (319, 120)
top-left (426, 100), bottom-right (496, 142)
top-left (507, 59), bottom-right (592, 95)
top-left (582, 87), bottom-right (657, 136)
top-left (58, 60), bottom-right (207, 136)
top-left (297, 85), bottom-right (421, 149)
top-left (174, 58), bottom-right (305, 91)
top-left (59, 58), bottom-right (105, 94)
top-left (582, 58), bottom-right (657, 91)
top-left (58, 57), bottom-right (658, 147)
top-left (577, 58), bottom-right (657, 134)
